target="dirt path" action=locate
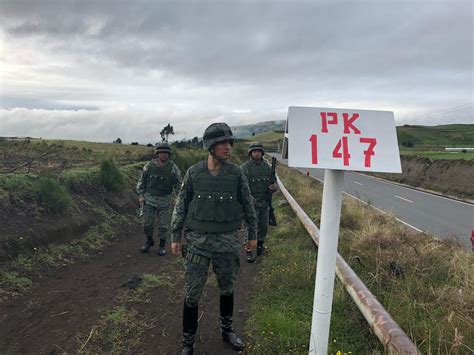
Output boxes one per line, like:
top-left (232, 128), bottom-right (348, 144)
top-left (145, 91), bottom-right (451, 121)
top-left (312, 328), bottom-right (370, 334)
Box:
top-left (0, 220), bottom-right (258, 354)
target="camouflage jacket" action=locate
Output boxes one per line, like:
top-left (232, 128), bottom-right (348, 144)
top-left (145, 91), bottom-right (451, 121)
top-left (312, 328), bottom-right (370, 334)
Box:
top-left (171, 160), bottom-right (257, 247)
top-left (136, 159), bottom-right (182, 207)
top-left (240, 158), bottom-right (273, 202)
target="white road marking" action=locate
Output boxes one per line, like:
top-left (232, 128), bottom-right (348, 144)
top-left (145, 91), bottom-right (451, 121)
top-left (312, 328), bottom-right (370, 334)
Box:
top-left (288, 163), bottom-right (428, 235)
top-left (353, 181), bottom-right (363, 186)
top-left (395, 218), bottom-right (424, 232)
top-left (343, 192), bottom-right (424, 233)
top-left (395, 195), bottom-right (413, 203)
top-left (350, 171), bottom-right (474, 207)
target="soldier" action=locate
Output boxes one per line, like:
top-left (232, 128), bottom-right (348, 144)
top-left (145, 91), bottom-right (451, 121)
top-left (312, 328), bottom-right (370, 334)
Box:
top-left (136, 142), bottom-right (182, 255)
top-left (241, 142), bottom-right (278, 262)
top-left (171, 123), bottom-right (257, 354)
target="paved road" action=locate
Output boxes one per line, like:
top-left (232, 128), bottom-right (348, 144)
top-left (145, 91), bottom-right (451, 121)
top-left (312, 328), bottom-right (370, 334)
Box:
top-left (272, 154), bottom-right (474, 249)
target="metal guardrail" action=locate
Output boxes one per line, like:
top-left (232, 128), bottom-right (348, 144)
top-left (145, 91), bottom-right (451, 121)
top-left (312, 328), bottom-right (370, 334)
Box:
top-left (276, 174), bottom-right (420, 354)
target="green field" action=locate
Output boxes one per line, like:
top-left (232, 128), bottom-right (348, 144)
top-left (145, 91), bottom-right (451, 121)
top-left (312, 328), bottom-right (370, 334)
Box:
top-left (242, 131), bottom-right (284, 153)
top-left (397, 124), bottom-right (474, 148)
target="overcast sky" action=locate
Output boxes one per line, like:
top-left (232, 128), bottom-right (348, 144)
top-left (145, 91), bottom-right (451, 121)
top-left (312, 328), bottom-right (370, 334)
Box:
top-left (0, 0), bottom-right (472, 143)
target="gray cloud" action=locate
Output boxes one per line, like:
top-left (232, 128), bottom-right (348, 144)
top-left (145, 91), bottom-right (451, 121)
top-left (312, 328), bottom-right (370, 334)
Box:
top-left (0, 0), bottom-right (472, 141)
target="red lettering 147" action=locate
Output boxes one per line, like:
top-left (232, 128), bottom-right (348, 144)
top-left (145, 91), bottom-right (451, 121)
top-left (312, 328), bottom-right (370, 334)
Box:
top-left (309, 135), bottom-right (377, 167)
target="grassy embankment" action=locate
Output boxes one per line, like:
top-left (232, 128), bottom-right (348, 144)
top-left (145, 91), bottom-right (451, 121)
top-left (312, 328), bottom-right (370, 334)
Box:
top-left (0, 139), bottom-right (211, 352)
top-left (246, 164), bottom-right (473, 354)
top-left (0, 139), bottom-right (206, 297)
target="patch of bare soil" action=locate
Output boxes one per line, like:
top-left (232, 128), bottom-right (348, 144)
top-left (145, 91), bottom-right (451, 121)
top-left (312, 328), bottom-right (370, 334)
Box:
top-left (374, 156), bottom-right (474, 199)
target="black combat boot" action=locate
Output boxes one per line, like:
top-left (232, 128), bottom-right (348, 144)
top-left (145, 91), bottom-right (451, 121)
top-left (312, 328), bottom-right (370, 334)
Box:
top-left (141, 237), bottom-right (154, 253)
top-left (182, 301), bottom-right (198, 355)
top-left (158, 238), bottom-right (166, 256)
top-left (246, 250), bottom-right (256, 263)
top-left (220, 293), bottom-right (245, 351)
top-left (256, 241), bottom-right (264, 256)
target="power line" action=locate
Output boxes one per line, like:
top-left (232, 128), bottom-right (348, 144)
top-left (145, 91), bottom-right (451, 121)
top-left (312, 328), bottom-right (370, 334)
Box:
top-left (409, 103), bottom-right (473, 121)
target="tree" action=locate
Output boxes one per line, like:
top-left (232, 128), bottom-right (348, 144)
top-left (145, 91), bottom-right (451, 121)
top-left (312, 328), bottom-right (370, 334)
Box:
top-left (160, 123), bottom-right (175, 142)
top-left (114, 138), bottom-right (122, 144)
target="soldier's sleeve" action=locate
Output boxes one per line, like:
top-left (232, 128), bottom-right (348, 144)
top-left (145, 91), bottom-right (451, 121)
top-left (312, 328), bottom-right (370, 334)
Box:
top-left (171, 169), bottom-right (193, 243)
top-left (136, 163), bottom-right (148, 196)
top-left (238, 169), bottom-right (257, 241)
top-left (172, 163), bottom-right (182, 193)
top-left (239, 163), bottom-right (246, 178)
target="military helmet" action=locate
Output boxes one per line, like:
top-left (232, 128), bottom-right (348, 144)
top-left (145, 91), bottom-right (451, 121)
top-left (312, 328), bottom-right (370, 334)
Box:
top-left (248, 142), bottom-right (265, 156)
top-left (155, 142), bottom-right (171, 155)
top-left (202, 123), bottom-right (234, 150)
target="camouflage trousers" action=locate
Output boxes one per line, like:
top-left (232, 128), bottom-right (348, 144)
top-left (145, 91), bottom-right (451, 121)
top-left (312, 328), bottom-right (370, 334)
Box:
top-left (184, 239), bottom-right (240, 308)
top-left (244, 201), bottom-right (269, 243)
top-left (141, 199), bottom-right (172, 242)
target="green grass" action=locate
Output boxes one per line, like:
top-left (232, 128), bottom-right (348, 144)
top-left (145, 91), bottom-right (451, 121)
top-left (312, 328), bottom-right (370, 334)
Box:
top-left (397, 124), bottom-right (474, 148)
top-left (247, 164), bottom-right (473, 354)
top-left (120, 273), bottom-right (174, 303)
top-left (37, 177), bottom-right (72, 212)
top-left (243, 131), bottom-right (285, 143)
top-left (400, 149), bottom-right (474, 160)
top-left (0, 138), bottom-right (153, 176)
top-left (0, 174), bottom-right (38, 199)
top-left (99, 158), bottom-right (126, 192)
top-left (77, 272), bottom-right (172, 353)
top-left (172, 147), bottom-right (208, 172)
top-left (0, 271), bottom-right (33, 293)
top-left (77, 305), bottom-right (152, 354)
top-left (61, 167), bottom-right (100, 190)
top-left (246, 191), bottom-right (381, 354)
top-left (242, 131), bottom-right (284, 153)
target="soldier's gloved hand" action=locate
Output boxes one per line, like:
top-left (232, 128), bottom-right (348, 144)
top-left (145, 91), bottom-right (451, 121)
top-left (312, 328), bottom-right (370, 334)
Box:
top-left (171, 242), bottom-right (181, 256)
top-left (139, 196), bottom-right (145, 204)
top-left (246, 240), bottom-right (257, 251)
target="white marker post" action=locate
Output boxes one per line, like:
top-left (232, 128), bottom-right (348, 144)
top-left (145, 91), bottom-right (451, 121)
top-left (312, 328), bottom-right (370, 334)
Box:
top-left (286, 106), bottom-right (401, 354)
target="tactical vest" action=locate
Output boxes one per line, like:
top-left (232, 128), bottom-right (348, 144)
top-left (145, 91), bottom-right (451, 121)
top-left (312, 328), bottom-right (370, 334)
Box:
top-left (185, 162), bottom-right (243, 233)
top-left (146, 162), bottom-right (173, 196)
top-left (244, 160), bottom-right (271, 199)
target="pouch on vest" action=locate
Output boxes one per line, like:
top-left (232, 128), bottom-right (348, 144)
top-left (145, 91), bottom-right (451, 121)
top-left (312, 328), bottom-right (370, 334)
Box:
top-left (191, 192), bottom-right (216, 221)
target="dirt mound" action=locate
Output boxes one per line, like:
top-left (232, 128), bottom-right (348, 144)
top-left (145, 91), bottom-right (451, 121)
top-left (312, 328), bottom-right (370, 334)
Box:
top-left (376, 156), bottom-right (474, 199)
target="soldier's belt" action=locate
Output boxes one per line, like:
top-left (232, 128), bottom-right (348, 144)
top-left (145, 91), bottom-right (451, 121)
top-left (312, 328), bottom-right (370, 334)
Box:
top-left (185, 251), bottom-right (210, 267)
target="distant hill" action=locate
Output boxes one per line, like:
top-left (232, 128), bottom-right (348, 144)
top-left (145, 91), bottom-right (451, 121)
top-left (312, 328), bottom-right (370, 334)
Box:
top-left (231, 120), bottom-right (285, 139)
top-left (397, 124), bottom-right (474, 147)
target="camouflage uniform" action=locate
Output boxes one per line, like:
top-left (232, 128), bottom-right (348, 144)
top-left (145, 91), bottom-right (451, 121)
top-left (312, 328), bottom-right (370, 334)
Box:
top-left (241, 142), bottom-right (276, 259)
top-left (241, 158), bottom-right (271, 243)
top-left (172, 160), bottom-right (257, 305)
top-left (136, 154), bottom-right (181, 253)
top-left (172, 123), bottom-right (257, 354)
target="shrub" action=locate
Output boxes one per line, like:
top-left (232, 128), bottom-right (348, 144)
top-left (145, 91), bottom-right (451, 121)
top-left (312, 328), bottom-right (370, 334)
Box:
top-left (100, 159), bottom-right (125, 192)
top-left (38, 177), bottom-right (72, 212)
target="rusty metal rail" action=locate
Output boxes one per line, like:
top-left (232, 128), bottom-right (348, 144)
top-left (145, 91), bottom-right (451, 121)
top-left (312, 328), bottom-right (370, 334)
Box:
top-left (277, 175), bottom-right (420, 354)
